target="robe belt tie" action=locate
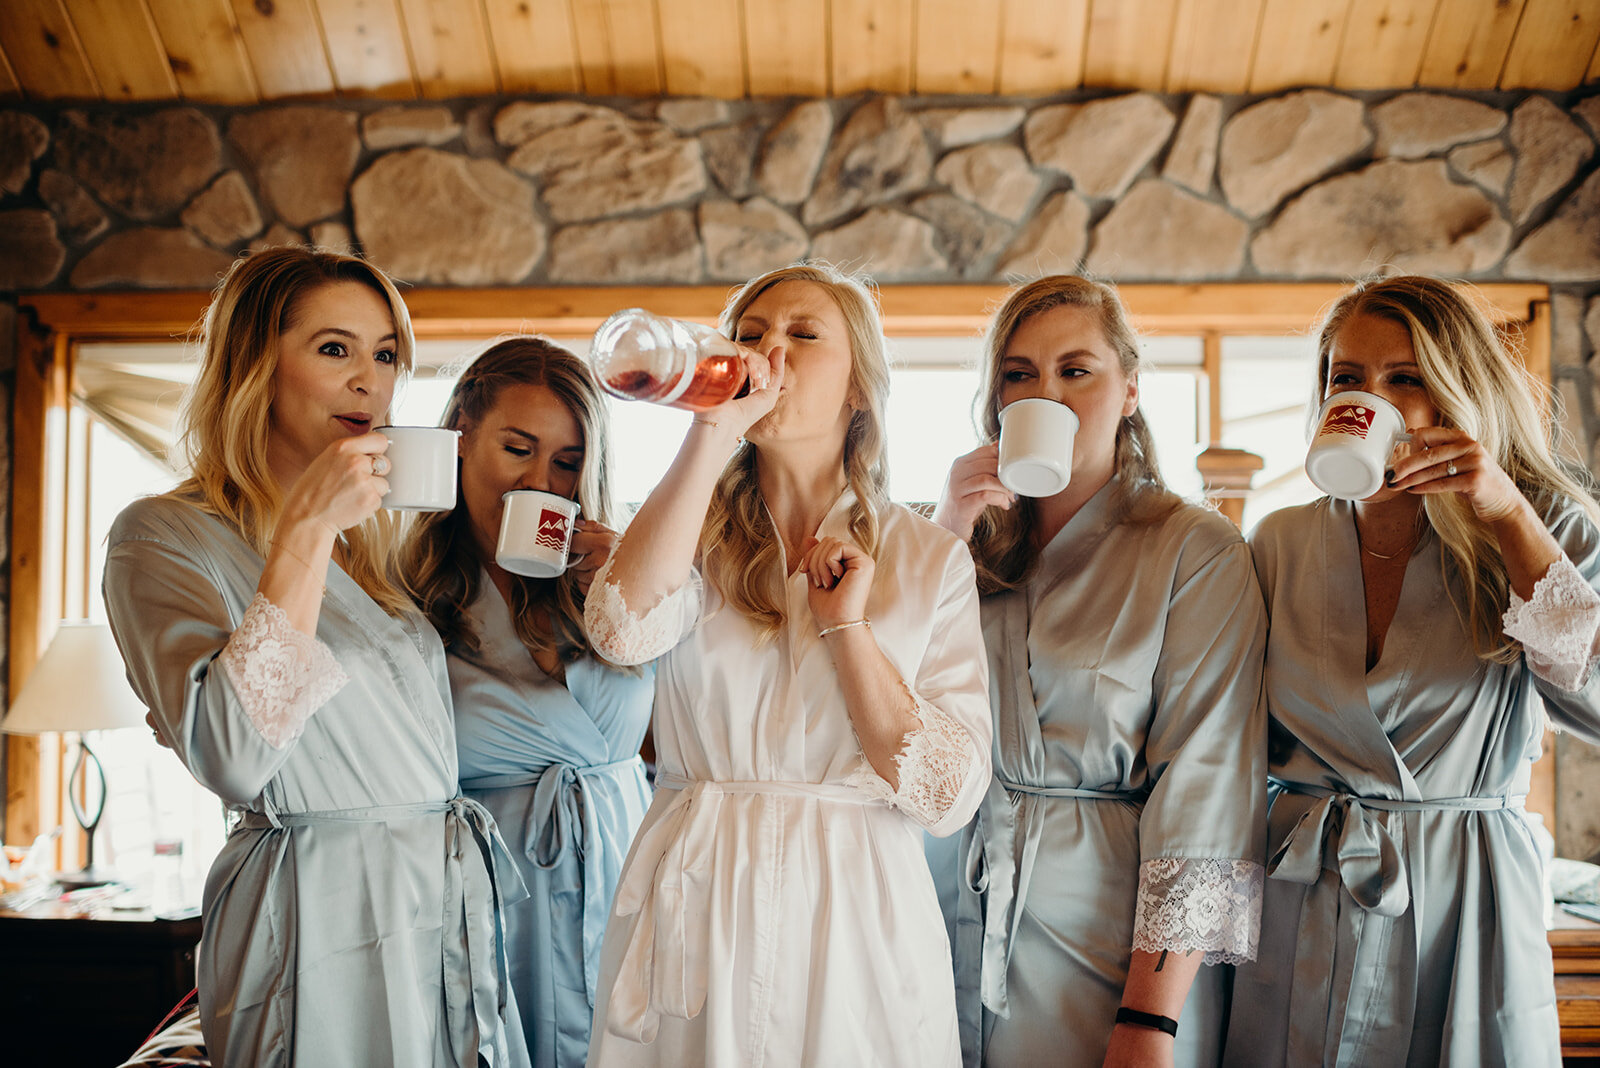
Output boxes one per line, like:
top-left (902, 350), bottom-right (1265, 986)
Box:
top-left (233, 797), bottom-right (525, 1066)
top-left (461, 756), bottom-right (647, 1007)
top-left (1267, 780), bottom-right (1525, 1067)
top-left (602, 774), bottom-right (873, 1043)
top-left (964, 778), bottom-right (1149, 1019)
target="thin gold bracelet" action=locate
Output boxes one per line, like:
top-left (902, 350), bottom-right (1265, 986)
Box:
top-left (818, 618), bottom-right (871, 638)
top-left (270, 539), bottom-right (329, 595)
top-left (692, 417), bottom-right (719, 428)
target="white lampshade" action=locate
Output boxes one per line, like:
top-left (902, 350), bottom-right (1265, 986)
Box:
top-left (1, 622), bottom-right (149, 734)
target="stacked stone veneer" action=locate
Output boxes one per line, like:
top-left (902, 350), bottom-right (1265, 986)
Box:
top-left (3, 88), bottom-right (1600, 854)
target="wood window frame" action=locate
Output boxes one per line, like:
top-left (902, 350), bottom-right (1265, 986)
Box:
top-left (6, 282), bottom-right (1552, 854)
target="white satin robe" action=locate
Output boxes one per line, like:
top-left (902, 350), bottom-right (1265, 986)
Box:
top-left (583, 493), bottom-right (992, 1068)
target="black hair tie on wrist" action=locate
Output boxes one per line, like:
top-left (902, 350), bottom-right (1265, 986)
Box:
top-left (1115, 1007), bottom-right (1179, 1036)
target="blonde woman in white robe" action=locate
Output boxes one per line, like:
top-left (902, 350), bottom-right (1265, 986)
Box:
top-left (582, 263), bottom-right (993, 1068)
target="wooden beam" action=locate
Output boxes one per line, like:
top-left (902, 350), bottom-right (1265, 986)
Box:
top-left (18, 282), bottom-right (1552, 344)
top-left (997, 0), bottom-right (1088, 94)
top-left (5, 310), bottom-right (65, 849)
top-left (61, 0), bottom-right (177, 101)
top-left (831, 0), bottom-right (913, 96)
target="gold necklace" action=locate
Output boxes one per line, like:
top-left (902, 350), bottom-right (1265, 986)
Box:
top-left (1359, 528), bottom-right (1420, 561)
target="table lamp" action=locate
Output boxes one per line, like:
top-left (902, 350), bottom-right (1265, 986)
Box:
top-left (1, 622), bottom-right (150, 888)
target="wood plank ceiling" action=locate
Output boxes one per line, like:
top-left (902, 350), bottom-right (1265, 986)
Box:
top-left (0, 0), bottom-right (1597, 104)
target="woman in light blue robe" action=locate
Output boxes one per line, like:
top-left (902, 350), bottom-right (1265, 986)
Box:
top-left (933, 276), bottom-right (1268, 1067)
top-left (103, 248), bottom-right (528, 1067)
top-left (401, 339), bottom-right (653, 1068)
top-left (1221, 276), bottom-right (1600, 1068)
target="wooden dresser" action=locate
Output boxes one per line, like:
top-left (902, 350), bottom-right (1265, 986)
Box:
top-left (1555, 911), bottom-right (1600, 1066)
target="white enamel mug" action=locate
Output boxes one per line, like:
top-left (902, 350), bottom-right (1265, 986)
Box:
top-left (1304, 391), bottom-right (1412, 500)
top-left (997, 398), bottom-right (1079, 498)
top-left (376, 426), bottom-right (460, 511)
top-left (497, 490), bottom-right (581, 578)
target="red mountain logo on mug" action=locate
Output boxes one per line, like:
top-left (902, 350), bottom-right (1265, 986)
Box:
top-left (1320, 404), bottom-right (1375, 439)
top-left (536, 509), bottom-right (568, 551)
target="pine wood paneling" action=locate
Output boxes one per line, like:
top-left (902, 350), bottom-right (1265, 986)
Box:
top-left (832, 0), bottom-right (912, 95)
top-left (1416, 0), bottom-right (1527, 89)
top-left (1166, 0), bottom-right (1265, 93)
top-left (744, 0), bottom-right (827, 96)
top-left (1502, 0), bottom-right (1600, 89)
top-left (313, 0), bottom-right (416, 98)
top-left (659, 0), bottom-right (745, 97)
top-left (147, 0), bottom-right (258, 103)
top-left (1334, 0), bottom-right (1442, 89)
top-left (1084, 0), bottom-right (1180, 89)
top-left (0, 0), bottom-right (99, 99)
top-left (395, 0), bottom-right (498, 98)
top-left (1249, 0), bottom-right (1352, 91)
top-left (572, 0), bottom-right (663, 96)
top-left (483, 0), bottom-right (581, 94)
top-left (997, 0), bottom-right (1087, 93)
top-left (229, 0), bottom-right (334, 99)
top-left (62, 0), bottom-right (174, 101)
top-left (916, 0), bottom-right (1001, 93)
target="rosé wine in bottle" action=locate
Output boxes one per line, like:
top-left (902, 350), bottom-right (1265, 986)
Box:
top-left (590, 309), bottom-right (750, 413)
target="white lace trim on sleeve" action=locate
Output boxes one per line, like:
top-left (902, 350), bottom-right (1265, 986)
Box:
top-left (1131, 857), bottom-right (1263, 965)
top-left (583, 556), bottom-right (702, 666)
top-left (845, 693), bottom-right (979, 827)
top-left (218, 593), bottom-right (348, 750)
top-left (1503, 555), bottom-right (1600, 693)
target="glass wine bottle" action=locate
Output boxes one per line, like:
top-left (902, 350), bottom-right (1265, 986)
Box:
top-left (590, 309), bottom-right (750, 412)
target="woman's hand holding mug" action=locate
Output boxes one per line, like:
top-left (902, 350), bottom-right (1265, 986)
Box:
top-left (932, 443), bottom-right (1015, 542)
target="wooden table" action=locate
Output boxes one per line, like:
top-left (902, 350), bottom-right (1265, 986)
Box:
top-left (1555, 910), bottom-right (1600, 1066)
top-left (0, 895), bottom-right (201, 1065)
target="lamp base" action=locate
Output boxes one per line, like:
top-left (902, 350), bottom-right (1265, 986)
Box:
top-left (55, 865), bottom-right (118, 890)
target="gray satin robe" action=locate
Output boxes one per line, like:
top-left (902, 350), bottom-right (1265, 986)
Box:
top-left (945, 480), bottom-right (1269, 1067)
top-left (104, 494), bottom-right (529, 1068)
top-left (449, 576), bottom-right (654, 1068)
top-left (1222, 497), bottom-right (1600, 1068)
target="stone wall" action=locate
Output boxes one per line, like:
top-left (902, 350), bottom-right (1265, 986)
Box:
top-left (3, 86), bottom-right (1600, 855)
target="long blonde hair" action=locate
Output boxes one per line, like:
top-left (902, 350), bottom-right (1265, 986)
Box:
top-left (175, 246), bottom-right (415, 616)
top-left (969, 275), bottom-right (1176, 594)
top-left (400, 337), bottom-right (627, 668)
top-left (1316, 275), bottom-right (1600, 662)
top-left (702, 262), bottom-right (892, 643)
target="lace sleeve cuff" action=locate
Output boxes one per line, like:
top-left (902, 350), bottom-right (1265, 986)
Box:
top-left (1503, 555), bottom-right (1600, 693)
top-left (218, 594), bottom-right (348, 750)
top-left (583, 557), bottom-right (703, 666)
top-left (845, 692), bottom-right (980, 827)
top-left (1131, 857), bottom-right (1263, 965)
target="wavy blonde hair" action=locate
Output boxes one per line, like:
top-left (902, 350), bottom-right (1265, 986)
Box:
top-left (400, 337), bottom-right (630, 669)
top-left (702, 262), bottom-right (892, 643)
top-left (174, 246), bottom-right (415, 616)
top-left (1316, 275), bottom-right (1600, 662)
top-left (968, 275), bottom-right (1176, 594)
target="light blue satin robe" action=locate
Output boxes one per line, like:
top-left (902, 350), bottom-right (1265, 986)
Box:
top-left (103, 493), bottom-right (529, 1068)
top-left (943, 480), bottom-right (1269, 1068)
top-left (449, 576), bottom-right (654, 1068)
top-left (1223, 497), bottom-right (1600, 1068)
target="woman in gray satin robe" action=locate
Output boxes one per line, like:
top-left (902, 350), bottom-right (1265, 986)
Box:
top-left (933, 275), bottom-right (1268, 1067)
top-left (400, 339), bottom-right (652, 1068)
top-left (103, 248), bottom-right (528, 1068)
top-left (1221, 276), bottom-right (1600, 1068)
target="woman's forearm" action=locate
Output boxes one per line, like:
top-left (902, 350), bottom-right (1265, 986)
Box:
top-left (605, 421), bottom-right (741, 612)
top-left (1489, 494), bottom-right (1565, 600)
top-left (821, 625), bottom-right (923, 788)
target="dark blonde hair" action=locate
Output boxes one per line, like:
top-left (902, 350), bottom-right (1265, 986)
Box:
top-left (175, 246), bottom-right (415, 615)
top-left (702, 262), bottom-right (892, 642)
top-left (1317, 275), bottom-right (1600, 662)
top-left (969, 275), bottom-right (1175, 594)
top-left (400, 337), bottom-right (625, 667)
